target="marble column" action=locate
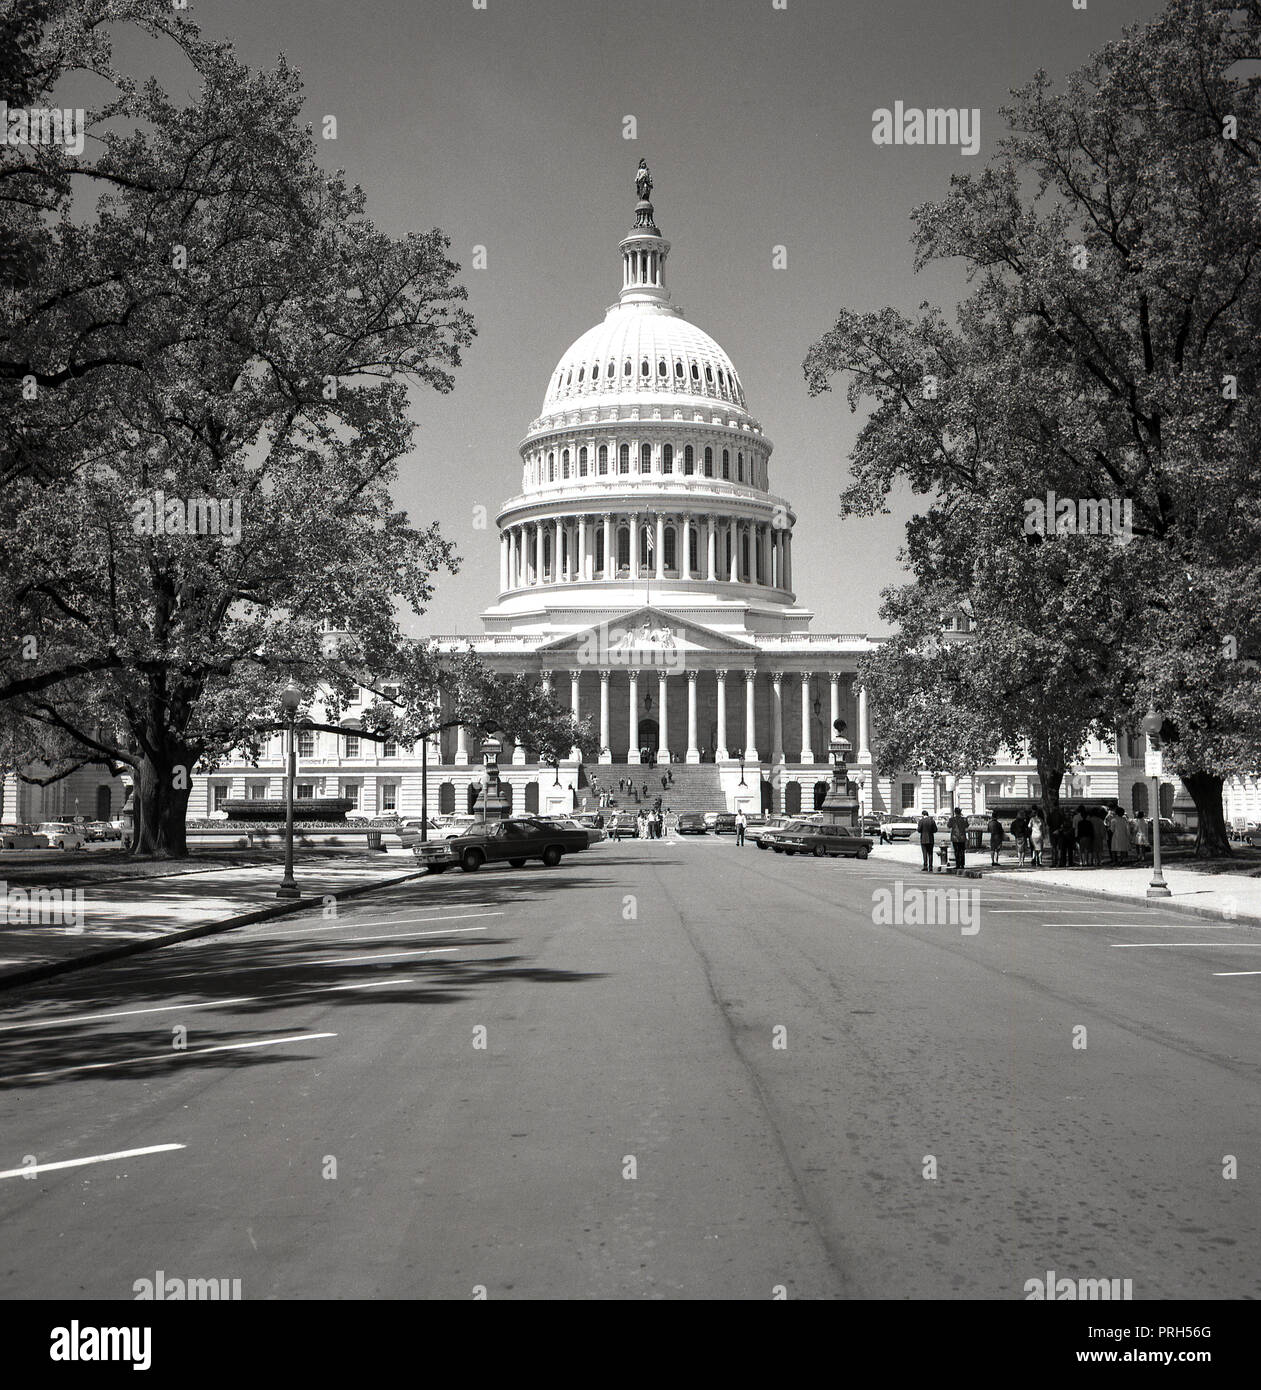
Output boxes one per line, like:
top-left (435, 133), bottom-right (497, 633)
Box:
top-left (744, 669), bottom-right (759, 761)
top-left (603, 513), bottom-right (614, 579)
top-left (627, 672), bottom-right (640, 764)
top-left (784, 530), bottom-right (793, 591)
top-left (454, 723), bottom-right (469, 766)
top-left (800, 672), bottom-right (813, 764)
top-left (728, 518), bottom-right (738, 582)
top-left (598, 671), bottom-right (611, 764)
top-left (858, 682), bottom-right (870, 757)
top-left (578, 515), bottom-right (589, 581)
top-left (657, 672), bottom-right (669, 763)
top-left (828, 671), bottom-right (841, 743)
top-left (686, 671), bottom-right (699, 763)
top-left (715, 670), bottom-right (729, 760)
top-left (534, 523), bottom-right (544, 586)
top-left (706, 516), bottom-right (717, 581)
top-left (553, 517), bottom-right (562, 582)
top-left (499, 531), bottom-right (509, 591)
top-left (771, 672), bottom-right (785, 764)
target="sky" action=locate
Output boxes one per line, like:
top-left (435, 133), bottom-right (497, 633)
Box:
top-left (140, 0), bottom-right (1171, 637)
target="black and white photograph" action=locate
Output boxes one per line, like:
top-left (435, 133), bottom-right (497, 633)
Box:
top-left (0, 0), bottom-right (1258, 1350)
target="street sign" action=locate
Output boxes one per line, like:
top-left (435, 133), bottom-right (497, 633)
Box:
top-left (1145, 741), bottom-right (1163, 778)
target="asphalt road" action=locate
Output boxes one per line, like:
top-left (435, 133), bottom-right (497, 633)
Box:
top-left (0, 837), bottom-right (1257, 1300)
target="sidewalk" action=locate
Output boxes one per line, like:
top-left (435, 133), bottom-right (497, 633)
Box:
top-left (0, 853), bottom-right (424, 990)
top-left (870, 839), bottom-right (1261, 925)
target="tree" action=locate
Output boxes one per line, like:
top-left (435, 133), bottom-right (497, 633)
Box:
top-left (0, 7), bottom-right (584, 855)
top-left (807, 0), bottom-right (1261, 854)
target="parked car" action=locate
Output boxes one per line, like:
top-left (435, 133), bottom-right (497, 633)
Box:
top-left (702, 811), bottom-right (722, 830)
top-left (762, 817), bottom-right (820, 851)
top-left (753, 815), bottom-right (791, 849)
top-left (83, 820), bottom-right (119, 842)
top-left (882, 816), bottom-right (920, 842)
top-left (775, 823), bottom-right (874, 860)
top-left (713, 813), bottom-right (738, 834)
top-left (676, 812), bottom-right (708, 835)
top-left (1243, 826), bottom-right (1261, 849)
top-left (37, 820), bottom-right (86, 850)
top-left (412, 817), bottom-right (590, 873)
top-left (395, 818), bottom-right (445, 848)
top-left (0, 824), bottom-right (50, 850)
top-left (532, 814), bottom-right (605, 846)
top-left (610, 810), bottom-right (650, 840)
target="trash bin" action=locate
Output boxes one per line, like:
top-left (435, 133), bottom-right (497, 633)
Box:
top-left (366, 830), bottom-right (383, 851)
top-left (967, 828), bottom-right (984, 851)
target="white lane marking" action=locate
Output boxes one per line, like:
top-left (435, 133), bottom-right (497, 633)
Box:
top-left (997, 908), bottom-right (1166, 915)
top-left (1070, 923), bottom-right (1233, 929)
top-left (328, 926), bottom-right (489, 946)
top-left (1110, 943), bottom-right (1261, 949)
top-left (0, 1144), bottom-right (185, 1181)
top-left (319, 948), bottom-right (459, 965)
top-left (1213, 971), bottom-right (1261, 976)
top-left (0, 979), bottom-right (410, 1034)
top-left (2, 1033), bottom-right (338, 1084)
top-left (262, 911), bottom-right (503, 938)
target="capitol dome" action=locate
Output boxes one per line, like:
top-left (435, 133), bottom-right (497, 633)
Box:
top-left (484, 163), bottom-right (807, 639)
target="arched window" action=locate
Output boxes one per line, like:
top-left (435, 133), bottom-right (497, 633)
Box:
top-left (624, 358), bottom-right (632, 377)
top-left (598, 444), bottom-right (608, 475)
top-left (664, 526), bottom-right (676, 571)
top-left (675, 359), bottom-right (684, 379)
top-left (639, 524), bottom-right (650, 571)
top-left (595, 526), bottom-right (605, 573)
top-left (704, 447), bottom-right (713, 477)
top-left (705, 365), bottom-right (714, 384)
top-left (617, 525), bottom-right (630, 569)
top-left (741, 530), bottom-right (750, 577)
top-left (658, 358), bottom-right (667, 377)
top-left (543, 533), bottom-right (552, 577)
top-left (579, 446), bottom-right (588, 476)
top-left (662, 444), bottom-right (673, 473)
top-left (640, 442), bottom-right (652, 471)
top-left (547, 452), bottom-right (555, 481)
top-left (566, 369), bottom-right (572, 386)
top-left (683, 444), bottom-right (694, 475)
top-left (737, 451), bottom-right (743, 482)
top-left (689, 525), bottom-right (699, 573)
top-left (690, 362), bottom-right (699, 381)
top-left (577, 366), bottom-right (584, 383)
top-left (722, 449), bottom-right (730, 479)
top-left (438, 781), bottom-right (456, 815)
top-left (523, 782), bottom-right (540, 814)
top-left (592, 362), bottom-right (599, 381)
top-left (562, 448), bottom-right (570, 478)
top-left (608, 361), bottom-right (615, 380)
top-left (785, 782), bottom-right (802, 816)
top-left (618, 443), bottom-right (630, 474)
top-left (641, 358), bottom-right (650, 377)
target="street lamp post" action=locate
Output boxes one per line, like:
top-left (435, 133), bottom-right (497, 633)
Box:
top-left (1140, 709), bottom-right (1171, 899)
top-left (276, 684), bottom-right (302, 899)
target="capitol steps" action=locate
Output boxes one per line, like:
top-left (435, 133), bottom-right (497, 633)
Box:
top-left (591, 762), bottom-right (726, 812)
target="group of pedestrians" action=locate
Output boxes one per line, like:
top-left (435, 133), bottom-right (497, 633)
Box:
top-left (916, 802), bottom-right (1158, 872)
top-left (635, 807), bottom-right (669, 839)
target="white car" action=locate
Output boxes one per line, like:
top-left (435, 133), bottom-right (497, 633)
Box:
top-left (38, 821), bottom-right (87, 850)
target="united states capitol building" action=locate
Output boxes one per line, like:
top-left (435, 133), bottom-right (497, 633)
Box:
top-left (8, 167), bottom-right (1255, 831)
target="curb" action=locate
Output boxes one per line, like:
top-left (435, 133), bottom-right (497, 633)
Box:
top-left (983, 870), bottom-right (1261, 927)
top-left (0, 868), bottom-right (427, 993)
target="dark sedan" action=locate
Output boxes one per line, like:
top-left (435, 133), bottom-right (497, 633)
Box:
top-left (712, 813), bottom-right (738, 834)
top-left (676, 812), bottom-right (708, 835)
top-left (775, 823), bottom-right (873, 860)
top-left (412, 817), bottom-right (590, 873)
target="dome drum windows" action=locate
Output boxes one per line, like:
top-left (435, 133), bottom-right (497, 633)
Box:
top-left (683, 445), bottom-right (694, 475)
top-left (641, 358), bottom-right (650, 378)
top-left (704, 447), bottom-right (714, 477)
top-left (662, 444), bottom-right (673, 474)
top-left (548, 451), bottom-right (555, 482)
top-left (562, 448), bottom-right (570, 479)
top-left (598, 444), bottom-right (608, 475)
top-left (579, 446), bottom-right (588, 476)
top-left (722, 449), bottom-right (730, 480)
top-left (618, 444), bottom-right (630, 474)
top-left (674, 359), bottom-right (684, 379)
top-left (639, 442), bottom-right (652, 472)
top-left (657, 358), bottom-right (667, 377)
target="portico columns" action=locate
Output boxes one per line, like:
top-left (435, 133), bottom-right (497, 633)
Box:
top-left (499, 532), bottom-right (509, 591)
top-left (553, 517), bottom-right (562, 582)
top-left (828, 671), bottom-right (841, 740)
top-left (578, 517), bottom-right (588, 581)
top-left (686, 671), bottom-right (699, 763)
top-left (743, 670), bottom-right (759, 762)
top-left (627, 672), bottom-right (640, 763)
top-left (603, 513), bottom-right (614, 579)
top-left (598, 671), bottom-right (611, 763)
top-left (569, 669), bottom-right (582, 760)
top-left (858, 682), bottom-right (870, 758)
top-left (800, 672), bottom-right (813, 764)
top-left (771, 671), bottom-right (785, 764)
top-left (715, 670), bottom-right (729, 760)
top-left (454, 723), bottom-right (469, 766)
top-left (630, 511), bottom-right (640, 579)
top-left (655, 512), bottom-right (665, 581)
top-left (706, 517), bottom-right (717, 581)
top-left (728, 519), bottom-right (738, 582)
top-left (657, 672), bottom-right (669, 763)
top-left (784, 530), bottom-right (793, 591)
top-left (534, 523), bottom-right (544, 586)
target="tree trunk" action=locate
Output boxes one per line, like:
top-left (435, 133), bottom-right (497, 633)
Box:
top-left (1181, 769), bottom-right (1232, 858)
top-left (1036, 755), bottom-right (1065, 821)
top-left (128, 748), bottom-right (193, 857)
